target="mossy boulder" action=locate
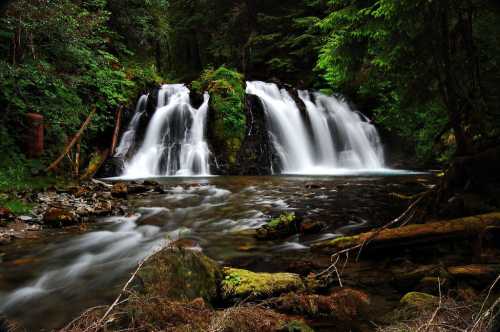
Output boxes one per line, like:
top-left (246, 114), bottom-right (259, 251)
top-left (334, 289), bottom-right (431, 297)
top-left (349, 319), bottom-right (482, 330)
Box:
top-left (221, 267), bottom-right (304, 302)
top-left (400, 292), bottom-right (438, 309)
top-left (137, 247), bottom-right (223, 302)
top-left (256, 212), bottom-right (301, 240)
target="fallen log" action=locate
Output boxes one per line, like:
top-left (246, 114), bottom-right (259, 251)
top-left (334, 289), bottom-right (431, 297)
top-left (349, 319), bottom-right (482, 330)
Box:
top-left (46, 107), bottom-right (97, 172)
top-left (312, 213), bottom-right (500, 252)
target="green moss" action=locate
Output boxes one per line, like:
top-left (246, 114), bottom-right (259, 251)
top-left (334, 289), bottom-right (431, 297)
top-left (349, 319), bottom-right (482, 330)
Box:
top-left (221, 267), bottom-right (304, 301)
top-left (400, 292), bottom-right (438, 308)
top-left (192, 66), bottom-right (246, 166)
top-left (268, 212), bottom-right (297, 228)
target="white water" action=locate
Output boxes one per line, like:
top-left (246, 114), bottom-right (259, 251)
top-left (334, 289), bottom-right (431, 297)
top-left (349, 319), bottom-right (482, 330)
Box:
top-left (114, 94), bottom-right (148, 158)
top-left (121, 84), bottom-right (211, 178)
top-left (246, 81), bottom-right (386, 174)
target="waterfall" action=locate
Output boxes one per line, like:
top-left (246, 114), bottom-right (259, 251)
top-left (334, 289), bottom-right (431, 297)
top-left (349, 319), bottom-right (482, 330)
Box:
top-left (120, 84), bottom-right (211, 178)
top-left (114, 94), bottom-right (148, 158)
top-left (246, 81), bottom-right (385, 174)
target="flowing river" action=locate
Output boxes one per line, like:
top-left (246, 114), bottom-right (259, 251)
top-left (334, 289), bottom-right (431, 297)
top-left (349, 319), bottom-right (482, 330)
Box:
top-left (0, 173), bottom-right (433, 330)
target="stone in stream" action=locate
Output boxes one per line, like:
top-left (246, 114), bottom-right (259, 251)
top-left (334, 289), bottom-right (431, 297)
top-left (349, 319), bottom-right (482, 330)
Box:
top-left (255, 212), bottom-right (325, 240)
top-left (221, 267), bottom-right (304, 302)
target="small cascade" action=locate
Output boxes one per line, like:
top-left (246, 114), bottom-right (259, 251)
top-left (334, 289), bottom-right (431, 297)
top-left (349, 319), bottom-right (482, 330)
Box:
top-left (246, 81), bottom-right (385, 174)
top-left (120, 84), bottom-right (211, 178)
top-left (114, 94), bottom-right (148, 158)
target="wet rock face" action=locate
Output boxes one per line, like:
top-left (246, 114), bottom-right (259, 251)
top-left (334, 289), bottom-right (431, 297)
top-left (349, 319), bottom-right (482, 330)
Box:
top-left (137, 247), bottom-right (223, 303)
top-left (208, 93), bottom-right (275, 175)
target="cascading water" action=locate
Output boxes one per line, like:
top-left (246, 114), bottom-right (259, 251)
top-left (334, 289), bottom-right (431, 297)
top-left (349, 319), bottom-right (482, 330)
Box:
top-left (120, 84), bottom-right (211, 178)
top-left (114, 94), bottom-right (148, 158)
top-left (246, 81), bottom-right (385, 174)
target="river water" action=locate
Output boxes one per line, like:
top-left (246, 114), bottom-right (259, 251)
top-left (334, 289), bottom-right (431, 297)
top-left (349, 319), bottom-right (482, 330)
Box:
top-left (0, 174), bottom-right (433, 330)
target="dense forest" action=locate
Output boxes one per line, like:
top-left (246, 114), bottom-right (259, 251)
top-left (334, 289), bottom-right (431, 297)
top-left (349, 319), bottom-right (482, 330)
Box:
top-left (1, 1), bottom-right (500, 331)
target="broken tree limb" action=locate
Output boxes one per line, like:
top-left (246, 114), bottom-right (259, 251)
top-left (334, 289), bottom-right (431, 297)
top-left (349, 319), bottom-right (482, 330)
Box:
top-left (110, 105), bottom-right (123, 156)
top-left (80, 149), bottom-right (109, 181)
top-left (312, 213), bottom-right (500, 253)
top-left (46, 107), bottom-right (97, 173)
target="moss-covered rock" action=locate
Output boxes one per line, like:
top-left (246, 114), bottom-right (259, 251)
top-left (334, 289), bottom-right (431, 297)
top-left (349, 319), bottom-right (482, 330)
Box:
top-left (221, 267), bottom-right (304, 302)
top-left (137, 247), bottom-right (222, 303)
top-left (400, 292), bottom-right (438, 309)
top-left (256, 212), bottom-right (301, 240)
top-left (193, 66), bottom-right (246, 171)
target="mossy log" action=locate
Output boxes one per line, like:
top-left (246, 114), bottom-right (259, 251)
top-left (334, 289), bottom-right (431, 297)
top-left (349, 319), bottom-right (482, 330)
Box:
top-left (312, 212), bottom-right (500, 252)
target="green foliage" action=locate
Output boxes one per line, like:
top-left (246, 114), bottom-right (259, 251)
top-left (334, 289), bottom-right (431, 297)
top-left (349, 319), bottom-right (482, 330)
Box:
top-left (317, 0), bottom-right (500, 162)
top-left (193, 66), bottom-right (246, 165)
top-left (0, 0), bottom-right (164, 180)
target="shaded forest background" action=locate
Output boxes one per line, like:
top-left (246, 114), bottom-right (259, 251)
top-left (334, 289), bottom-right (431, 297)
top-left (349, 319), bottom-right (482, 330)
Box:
top-left (0, 0), bottom-right (499, 186)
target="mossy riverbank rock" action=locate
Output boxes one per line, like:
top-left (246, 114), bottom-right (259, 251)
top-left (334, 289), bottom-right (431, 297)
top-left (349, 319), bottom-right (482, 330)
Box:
top-left (400, 292), bottom-right (438, 309)
top-left (221, 267), bottom-right (304, 302)
top-left (137, 247), bottom-right (222, 302)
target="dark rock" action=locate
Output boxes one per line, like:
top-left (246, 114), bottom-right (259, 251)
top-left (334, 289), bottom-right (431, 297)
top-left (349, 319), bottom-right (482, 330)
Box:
top-left (43, 207), bottom-right (77, 227)
top-left (0, 207), bottom-right (16, 224)
top-left (127, 184), bottom-right (149, 195)
top-left (111, 182), bottom-right (128, 198)
top-left (256, 212), bottom-right (302, 240)
top-left (137, 247), bottom-right (222, 303)
top-left (269, 288), bottom-right (371, 321)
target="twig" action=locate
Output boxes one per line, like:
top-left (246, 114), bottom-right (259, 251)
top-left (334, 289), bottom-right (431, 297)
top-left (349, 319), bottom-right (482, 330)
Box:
top-left (90, 260), bottom-right (147, 331)
top-left (471, 274), bottom-right (500, 331)
top-left (418, 276), bottom-right (442, 332)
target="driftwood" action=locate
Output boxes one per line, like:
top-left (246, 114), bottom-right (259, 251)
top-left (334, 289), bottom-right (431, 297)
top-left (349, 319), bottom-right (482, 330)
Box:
top-left (46, 107), bottom-right (97, 172)
top-left (312, 213), bottom-right (500, 252)
top-left (110, 105), bottom-right (123, 156)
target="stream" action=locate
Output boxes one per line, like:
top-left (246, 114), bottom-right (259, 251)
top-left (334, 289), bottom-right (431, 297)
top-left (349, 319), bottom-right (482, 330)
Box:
top-left (0, 173), bottom-right (433, 330)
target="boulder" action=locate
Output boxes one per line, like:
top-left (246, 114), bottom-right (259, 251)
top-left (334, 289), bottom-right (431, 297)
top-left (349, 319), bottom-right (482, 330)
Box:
top-left (221, 267), bottom-right (304, 302)
top-left (137, 247), bottom-right (222, 303)
top-left (111, 182), bottom-right (128, 198)
top-left (256, 212), bottom-right (302, 240)
top-left (400, 292), bottom-right (438, 309)
top-left (43, 207), bottom-right (77, 227)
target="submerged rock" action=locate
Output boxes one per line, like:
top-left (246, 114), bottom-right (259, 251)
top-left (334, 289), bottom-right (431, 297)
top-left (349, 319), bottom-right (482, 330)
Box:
top-left (137, 247), bottom-right (222, 302)
top-left (221, 267), bottom-right (304, 302)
